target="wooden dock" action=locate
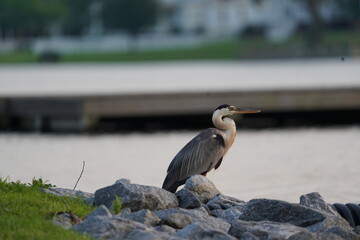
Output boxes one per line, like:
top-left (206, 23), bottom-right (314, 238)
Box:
top-left (1, 87), bottom-right (359, 131)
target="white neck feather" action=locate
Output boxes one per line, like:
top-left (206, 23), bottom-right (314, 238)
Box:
top-left (212, 110), bottom-right (237, 154)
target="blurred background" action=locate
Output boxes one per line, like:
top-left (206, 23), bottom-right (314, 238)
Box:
top-left (0, 0), bottom-right (359, 203)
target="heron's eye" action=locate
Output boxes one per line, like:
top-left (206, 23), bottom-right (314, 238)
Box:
top-left (228, 106), bottom-right (236, 111)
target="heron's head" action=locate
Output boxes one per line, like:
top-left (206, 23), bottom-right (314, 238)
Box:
top-left (214, 104), bottom-right (261, 117)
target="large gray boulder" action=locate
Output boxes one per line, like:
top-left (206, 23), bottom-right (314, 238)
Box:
top-left (52, 213), bottom-right (75, 229)
top-left (300, 192), bottom-right (339, 216)
top-left (306, 215), bottom-right (352, 233)
top-left (84, 205), bottom-right (112, 220)
top-left (161, 213), bottom-right (193, 229)
top-left (175, 223), bottom-right (236, 240)
top-left (207, 194), bottom-right (245, 207)
top-left (41, 187), bottom-right (94, 205)
top-left (324, 227), bottom-right (360, 240)
top-left (206, 194), bottom-right (246, 223)
top-left (229, 220), bottom-right (342, 240)
top-left (183, 175), bottom-right (220, 204)
top-left (154, 225), bottom-right (177, 235)
top-left (122, 209), bottom-right (161, 227)
top-left (239, 199), bottom-right (328, 227)
top-left (355, 226), bottom-right (360, 235)
top-left (155, 207), bottom-right (231, 233)
top-left (176, 189), bottom-right (202, 209)
top-left (94, 179), bottom-right (178, 211)
top-left (73, 215), bottom-right (171, 240)
top-left (126, 229), bottom-right (168, 240)
top-left (229, 220), bottom-right (306, 239)
top-left (210, 207), bottom-right (243, 223)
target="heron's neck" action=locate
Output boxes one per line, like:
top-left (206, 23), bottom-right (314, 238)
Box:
top-left (212, 115), bottom-right (237, 153)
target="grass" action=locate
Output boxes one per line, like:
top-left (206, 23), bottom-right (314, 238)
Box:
top-left (0, 51), bottom-right (37, 63)
top-left (323, 30), bottom-right (360, 45)
top-left (60, 39), bottom-right (240, 62)
top-left (0, 178), bottom-right (94, 240)
top-left (0, 30), bottom-right (359, 64)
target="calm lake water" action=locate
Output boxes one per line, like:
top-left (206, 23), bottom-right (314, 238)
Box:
top-left (1, 58), bottom-right (360, 96)
top-left (1, 126), bottom-right (359, 204)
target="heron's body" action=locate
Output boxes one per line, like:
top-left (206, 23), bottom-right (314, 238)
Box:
top-left (162, 104), bottom-right (260, 193)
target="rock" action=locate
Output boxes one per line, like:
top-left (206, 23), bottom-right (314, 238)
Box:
top-left (229, 220), bottom-right (352, 240)
top-left (239, 199), bottom-right (328, 227)
top-left (176, 189), bottom-right (201, 209)
top-left (325, 227), bottom-right (360, 240)
top-left (119, 207), bottom-right (131, 215)
top-left (53, 212), bottom-right (74, 229)
top-left (175, 223), bottom-right (204, 238)
top-left (207, 194), bottom-right (245, 207)
top-left (115, 178), bottom-right (131, 185)
top-left (288, 232), bottom-right (344, 240)
top-left (176, 223), bottom-right (236, 240)
top-left (206, 194), bottom-right (245, 223)
top-left (208, 203), bottom-right (222, 211)
top-left (183, 175), bottom-right (220, 204)
top-left (220, 204), bottom-right (232, 209)
top-left (122, 209), bottom-right (160, 227)
top-left (229, 220), bottom-right (311, 240)
top-left (306, 215), bottom-right (352, 233)
top-left (191, 231), bottom-right (237, 240)
top-left (211, 209), bottom-right (224, 218)
top-left (126, 229), bottom-right (162, 240)
top-left (300, 192), bottom-right (339, 216)
top-left (196, 205), bottom-right (211, 215)
top-left (85, 205), bottom-right (112, 220)
top-left (201, 204), bottom-right (211, 214)
top-left (211, 207), bottom-right (243, 223)
top-left (94, 178), bottom-right (178, 211)
top-left (154, 225), bottom-right (177, 235)
top-left (73, 215), bottom-right (170, 239)
top-left (155, 207), bottom-right (230, 233)
top-left (355, 226), bottom-right (360, 235)
top-left (161, 213), bottom-right (193, 229)
top-left (230, 220), bottom-right (346, 240)
top-left (41, 187), bottom-right (94, 205)
top-left (240, 231), bottom-right (260, 240)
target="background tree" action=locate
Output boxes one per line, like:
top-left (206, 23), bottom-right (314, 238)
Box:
top-left (301, 0), bottom-right (324, 48)
top-left (0, 0), bottom-right (65, 40)
top-left (333, 0), bottom-right (360, 29)
top-left (61, 0), bottom-right (93, 36)
top-left (102, 0), bottom-right (160, 51)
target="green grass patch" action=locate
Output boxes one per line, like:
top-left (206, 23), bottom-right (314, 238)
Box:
top-left (323, 30), bottom-right (360, 45)
top-left (60, 40), bottom-right (240, 62)
top-left (0, 51), bottom-right (37, 63)
top-left (0, 30), bottom-right (359, 64)
top-left (0, 178), bottom-right (94, 240)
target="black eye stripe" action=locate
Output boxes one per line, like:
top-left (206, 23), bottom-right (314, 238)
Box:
top-left (215, 104), bottom-right (230, 111)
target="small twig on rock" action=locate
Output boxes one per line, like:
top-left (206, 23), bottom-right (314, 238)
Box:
top-left (73, 161), bottom-right (85, 191)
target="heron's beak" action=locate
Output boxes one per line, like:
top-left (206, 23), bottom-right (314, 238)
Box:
top-left (234, 108), bottom-right (261, 114)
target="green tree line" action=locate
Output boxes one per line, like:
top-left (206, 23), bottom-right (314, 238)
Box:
top-left (0, 0), bottom-right (358, 44)
top-left (0, 0), bottom-right (159, 39)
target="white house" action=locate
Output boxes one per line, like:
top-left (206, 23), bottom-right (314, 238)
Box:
top-left (28, 0), bottom-right (340, 54)
top-left (158, 0), bottom-right (338, 42)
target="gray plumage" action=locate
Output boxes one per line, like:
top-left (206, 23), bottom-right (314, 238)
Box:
top-left (162, 104), bottom-right (260, 193)
top-left (162, 128), bottom-right (225, 192)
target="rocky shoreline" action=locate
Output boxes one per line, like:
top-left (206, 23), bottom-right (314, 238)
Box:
top-left (43, 175), bottom-right (360, 240)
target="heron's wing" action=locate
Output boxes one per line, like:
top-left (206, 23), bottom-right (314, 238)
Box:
top-left (166, 128), bottom-right (226, 182)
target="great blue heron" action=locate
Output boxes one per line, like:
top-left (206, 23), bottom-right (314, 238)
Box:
top-left (162, 104), bottom-right (261, 193)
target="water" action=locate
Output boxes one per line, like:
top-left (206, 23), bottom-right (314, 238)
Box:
top-left (1, 126), bottom-right (359, 204)
top-left (1, 59), bottom-right (360, 97)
